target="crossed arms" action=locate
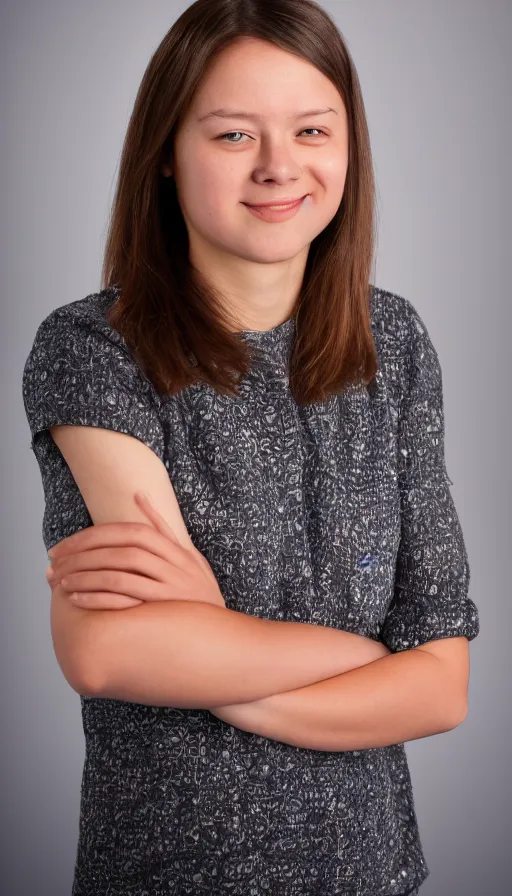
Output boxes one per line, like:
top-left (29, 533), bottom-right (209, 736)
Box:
top-left (95, 597), bottom-right (469, 749)
top-left (45, 425), bottom-right (469, 752)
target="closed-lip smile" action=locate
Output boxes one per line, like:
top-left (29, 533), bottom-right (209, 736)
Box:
top-left (244, 195), bottom-right (307, 208)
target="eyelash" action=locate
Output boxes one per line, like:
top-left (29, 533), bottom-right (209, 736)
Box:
top-left (217, 128), bottom-right (327, 143)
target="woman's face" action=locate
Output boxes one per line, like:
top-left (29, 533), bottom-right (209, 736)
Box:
top-left (165, 36), bottom-right (349, 270)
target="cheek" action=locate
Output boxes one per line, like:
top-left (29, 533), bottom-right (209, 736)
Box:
top-left (303, 181), bottom-right (345, 229)
top-left (180, 164), bottom-right (242, 222)
top-left (314, 148), bottom-right (348, 186)
top-left (312, 166), bottom-right (348, 220)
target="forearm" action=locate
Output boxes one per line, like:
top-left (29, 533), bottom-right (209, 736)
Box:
top-left (214, 648), bottom-right (464, 750)
top-left (87, 599), bottom-right (388, 707)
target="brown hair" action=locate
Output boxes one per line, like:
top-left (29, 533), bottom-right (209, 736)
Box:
top-left (101, 0), bottom-right (378, 405)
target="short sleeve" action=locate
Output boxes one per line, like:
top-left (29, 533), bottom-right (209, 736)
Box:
top-left (380, 301), bottom-right (480, 653)
top-left (22, 300), bottom-right (166, 553)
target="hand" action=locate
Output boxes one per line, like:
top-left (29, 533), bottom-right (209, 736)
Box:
top-left (45, 492), bottom-right (226, 611)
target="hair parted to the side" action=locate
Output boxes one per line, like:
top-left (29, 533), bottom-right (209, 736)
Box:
top-left (101, 0), bottom-right (379, 406)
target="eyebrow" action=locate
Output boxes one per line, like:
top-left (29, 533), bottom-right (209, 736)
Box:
top-left (197, 107), bottom-right (338, 123)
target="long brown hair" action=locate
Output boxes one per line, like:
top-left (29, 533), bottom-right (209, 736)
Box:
top-left (101, 0), bottom-right (378, 406)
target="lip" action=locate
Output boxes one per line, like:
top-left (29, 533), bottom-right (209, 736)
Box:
top-left (243, 195), bottom-right (308, 223)
top-left (244, 195), bottom-right (308, 208)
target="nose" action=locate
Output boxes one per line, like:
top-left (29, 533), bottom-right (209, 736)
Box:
top-left (254, 138), bottom-right (303, 183)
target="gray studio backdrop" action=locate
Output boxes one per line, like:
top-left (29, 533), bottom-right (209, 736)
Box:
top-left (3, 1), bottom-right (509, 894)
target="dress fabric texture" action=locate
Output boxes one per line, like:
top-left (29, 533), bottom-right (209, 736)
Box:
top-left (22, 285), bottom-right (480, 896)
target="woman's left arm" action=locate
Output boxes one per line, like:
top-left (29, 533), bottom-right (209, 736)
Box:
top-left (210, 637), bottom-right (467, 750)
top-left (211, 298), bottom-right (480, 749)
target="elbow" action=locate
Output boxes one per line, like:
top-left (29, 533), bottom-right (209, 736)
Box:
top-left (431, 675), bottom-right (468, 733)
top-left (415, 638), bottom-right (471, 732)
top-left (446, 674), bottom-right (470, 730)
top-left (74, 677), bottom-right (103, 699)
top-left (443, 697), bottom-right (469, 731)
top-left (455, 699), bottom-right (469, 728)
top-left (52, 657), bottom-right (103, 698)
top-left (50, 585), bottom-right (109, 699)
top-left (76, 666), bottom-right (106, 698)
top-left (74, 649), bottom-right (109, 698)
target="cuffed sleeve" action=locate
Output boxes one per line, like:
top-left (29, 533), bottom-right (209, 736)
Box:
top-left (381, 301), bottom-right (480, 653)
top-left (22, 298), bottom-right (166, 553)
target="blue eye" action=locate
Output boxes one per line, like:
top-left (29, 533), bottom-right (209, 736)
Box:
top-left (218, 131), bottom-right (246, 143)
top-left (217, 128), bottom-right (325, 143)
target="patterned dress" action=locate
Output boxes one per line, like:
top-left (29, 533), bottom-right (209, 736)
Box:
top-left (22, 285), bottom-right (480, 895)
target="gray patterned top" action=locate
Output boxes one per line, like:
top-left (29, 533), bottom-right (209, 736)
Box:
top-left (22, 285), bottom-right (479, 896)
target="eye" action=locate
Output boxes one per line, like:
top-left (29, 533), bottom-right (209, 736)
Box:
top-left (217, 131), bottom-right (247, 143)
top-left (217, 128), bottom-right (326, 143)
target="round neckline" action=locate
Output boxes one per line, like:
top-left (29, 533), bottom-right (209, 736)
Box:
top-left (236, 316), bottom-right (295, 338)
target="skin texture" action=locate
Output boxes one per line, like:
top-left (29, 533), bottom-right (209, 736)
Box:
top-left (162, 35), bottom-right (349, 333)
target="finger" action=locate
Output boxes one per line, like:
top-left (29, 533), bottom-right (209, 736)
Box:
top-left (46, 521), bottom-right (192, 567)
top-left (60, 569), bottom-right (180, 602)
top-left (69, 591), bottom-right (143, 609)
top-left (49, 545), bottom-right (181, 586)
top-left (134, 494), bottom-right (213, 581)
top-left (134, 492), bottom-right (180, 544)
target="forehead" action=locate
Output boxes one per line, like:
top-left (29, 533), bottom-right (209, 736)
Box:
top-left (189, 37), bottom-right (344, 120)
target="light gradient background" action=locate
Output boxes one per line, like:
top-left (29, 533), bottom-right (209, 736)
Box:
top-left (3, 1), bottom-right (509, 893)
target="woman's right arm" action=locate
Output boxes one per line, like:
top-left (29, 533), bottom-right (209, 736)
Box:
top-left (22, 304), bottom-right (387, 705)
top-left (49, 424), bottom-right (388, 705)
top-left (89, 596), bottom-right (388, 708)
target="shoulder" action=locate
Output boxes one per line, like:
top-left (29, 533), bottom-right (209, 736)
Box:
top-left (369, 284), bottom-right (439, 369)
top-left (368, 284), bottom-right (443, 409)
top-left (369, 284), bottom-right (424, 348)
top-left (369, 283), bottom-right (447, 428)
top-left (23, 287), bottom-right (137, 411)
top-left (25, 286), bottom-right (125, 360)
top-left (22, 287), bottom-right (164, 440)
top-left (23, 286), bottom-right (142, 384)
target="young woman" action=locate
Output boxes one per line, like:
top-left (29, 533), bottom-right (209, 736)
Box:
top-left (22, 1), bottom-right (480, 894)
